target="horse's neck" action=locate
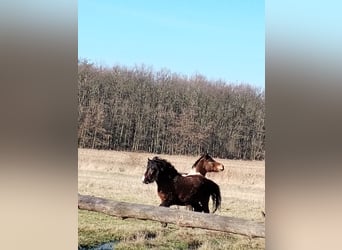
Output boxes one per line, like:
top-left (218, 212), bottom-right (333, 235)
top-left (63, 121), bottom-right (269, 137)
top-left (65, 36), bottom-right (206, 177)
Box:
top-left (156, 172), bottom-right (179, 185)
top-left (193, 162), bottom-right (207, 176)
top-left (186, 168), bottom-right (204, 176)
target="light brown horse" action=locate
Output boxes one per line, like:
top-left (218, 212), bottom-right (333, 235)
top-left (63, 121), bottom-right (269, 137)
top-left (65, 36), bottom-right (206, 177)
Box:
top-left (184, 153), bottom-right (224, 176)
top-left (179, 153), bottom-right (224, 211)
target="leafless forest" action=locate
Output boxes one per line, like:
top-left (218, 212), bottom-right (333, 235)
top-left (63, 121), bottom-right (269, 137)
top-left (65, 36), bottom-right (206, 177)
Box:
top-left (78, 60), bottom-right (265, 160)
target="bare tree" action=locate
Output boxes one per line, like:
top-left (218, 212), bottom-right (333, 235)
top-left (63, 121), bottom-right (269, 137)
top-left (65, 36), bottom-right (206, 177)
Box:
top-left (78, 60), bottom-right (265, 160)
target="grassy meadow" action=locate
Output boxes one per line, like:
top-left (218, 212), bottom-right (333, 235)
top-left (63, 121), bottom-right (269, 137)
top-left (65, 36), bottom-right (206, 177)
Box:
top-left (78, 149), bottom-right (265, 249)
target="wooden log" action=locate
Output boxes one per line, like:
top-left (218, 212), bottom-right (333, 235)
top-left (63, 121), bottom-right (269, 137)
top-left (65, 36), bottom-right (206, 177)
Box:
top-left (78, 194), bottom-right (265, 238)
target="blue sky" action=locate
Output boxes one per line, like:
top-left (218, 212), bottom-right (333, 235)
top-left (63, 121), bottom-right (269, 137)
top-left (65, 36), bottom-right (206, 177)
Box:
top-left (79, 1), bottom-right (264, 89)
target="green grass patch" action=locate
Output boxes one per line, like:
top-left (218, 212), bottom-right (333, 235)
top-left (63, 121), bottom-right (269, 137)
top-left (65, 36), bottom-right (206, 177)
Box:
top-left (79, 209), bottom-right (265, 249)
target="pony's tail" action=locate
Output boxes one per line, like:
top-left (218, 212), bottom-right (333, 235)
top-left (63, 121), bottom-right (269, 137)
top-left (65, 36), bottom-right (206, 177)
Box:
top-left (209, 181), bottom-right (221, 213)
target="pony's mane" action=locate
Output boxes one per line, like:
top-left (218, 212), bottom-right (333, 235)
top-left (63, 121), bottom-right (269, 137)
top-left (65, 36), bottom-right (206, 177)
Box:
top-left (192, 154), bottom-right (206, 169)
top-left (152, 156), bottom-right (178, 172)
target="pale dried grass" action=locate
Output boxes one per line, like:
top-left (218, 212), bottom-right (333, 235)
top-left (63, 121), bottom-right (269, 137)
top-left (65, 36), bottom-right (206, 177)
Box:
top-left (78, 148), bottom-right (265, 220)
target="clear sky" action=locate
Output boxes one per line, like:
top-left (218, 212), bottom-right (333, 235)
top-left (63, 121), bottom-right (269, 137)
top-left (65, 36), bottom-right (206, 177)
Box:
top-left (79, 0), bottom-right (264, 89)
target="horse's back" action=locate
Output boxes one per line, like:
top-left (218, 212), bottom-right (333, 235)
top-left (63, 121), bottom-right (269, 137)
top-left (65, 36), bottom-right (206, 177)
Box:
top-left (173, 175), bottom-right (206, 198)
top-left (179, 174), bottom-right (205, 186)
top-left (176, 175), bottom-right (219, 196)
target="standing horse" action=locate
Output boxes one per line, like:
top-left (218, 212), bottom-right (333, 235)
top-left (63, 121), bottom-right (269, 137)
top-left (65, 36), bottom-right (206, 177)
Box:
top-left (186, 153), bottom-right (224, 176)
top-left (142, 157), bottom-right (221, 213)
top-left (181, 153), bottom-right (224, 211)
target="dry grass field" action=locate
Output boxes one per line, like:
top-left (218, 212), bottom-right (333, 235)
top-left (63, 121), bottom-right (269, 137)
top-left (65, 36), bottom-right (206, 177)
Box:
top-left (78, 149), bottom-right (265, 249)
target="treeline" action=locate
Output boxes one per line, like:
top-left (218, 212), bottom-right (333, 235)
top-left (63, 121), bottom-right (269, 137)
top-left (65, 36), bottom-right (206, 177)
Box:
top-left (78, 60), bottom-right (265, 160)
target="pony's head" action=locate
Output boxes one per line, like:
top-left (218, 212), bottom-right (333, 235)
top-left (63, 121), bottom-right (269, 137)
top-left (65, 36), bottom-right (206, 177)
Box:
top-left (142, 158), bottom-right (159, 184)
top-left (142, 157), bottom-right (179, 184)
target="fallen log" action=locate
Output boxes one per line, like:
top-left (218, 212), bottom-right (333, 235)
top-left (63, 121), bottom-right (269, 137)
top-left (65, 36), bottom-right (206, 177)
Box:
top-left (78, 194), bottom-right (265, 238)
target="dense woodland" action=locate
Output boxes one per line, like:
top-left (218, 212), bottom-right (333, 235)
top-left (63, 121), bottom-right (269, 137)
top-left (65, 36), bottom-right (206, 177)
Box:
top-left (78, 60), bottom-right (265, 160)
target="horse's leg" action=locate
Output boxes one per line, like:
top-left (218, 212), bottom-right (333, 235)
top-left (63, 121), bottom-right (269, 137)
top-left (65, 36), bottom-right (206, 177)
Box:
top-left (191, 203), bottom-right (203, 212)
top-left (159, 201), bottom-right (172, 227)
top-left (200, 198), bottom-right (210, 213)
top-left (186, 205), bottom-right (194, 211)
top-left (159, 200), bottom-right (172, 207)
top-left (202, 203), bottom-right (210, 213)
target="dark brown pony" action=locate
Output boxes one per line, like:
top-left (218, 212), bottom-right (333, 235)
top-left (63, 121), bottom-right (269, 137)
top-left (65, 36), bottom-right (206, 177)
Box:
top-left (142, 157), bottom-right (221, 213)
top-left (186, 153), bottom-right (224, 176)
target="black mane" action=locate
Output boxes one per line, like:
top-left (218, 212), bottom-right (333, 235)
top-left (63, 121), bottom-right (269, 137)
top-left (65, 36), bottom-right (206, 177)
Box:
top-left (151, 157), bottom-right (180, 177)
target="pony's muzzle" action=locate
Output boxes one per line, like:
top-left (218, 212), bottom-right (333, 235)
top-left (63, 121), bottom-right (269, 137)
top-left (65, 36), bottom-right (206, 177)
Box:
top-left (142, 175), bottom-right (152, 184)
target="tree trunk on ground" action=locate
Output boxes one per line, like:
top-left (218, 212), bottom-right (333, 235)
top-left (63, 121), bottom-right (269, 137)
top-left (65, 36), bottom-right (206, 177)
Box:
top-left (78, 194), bottom-right (265, 238)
